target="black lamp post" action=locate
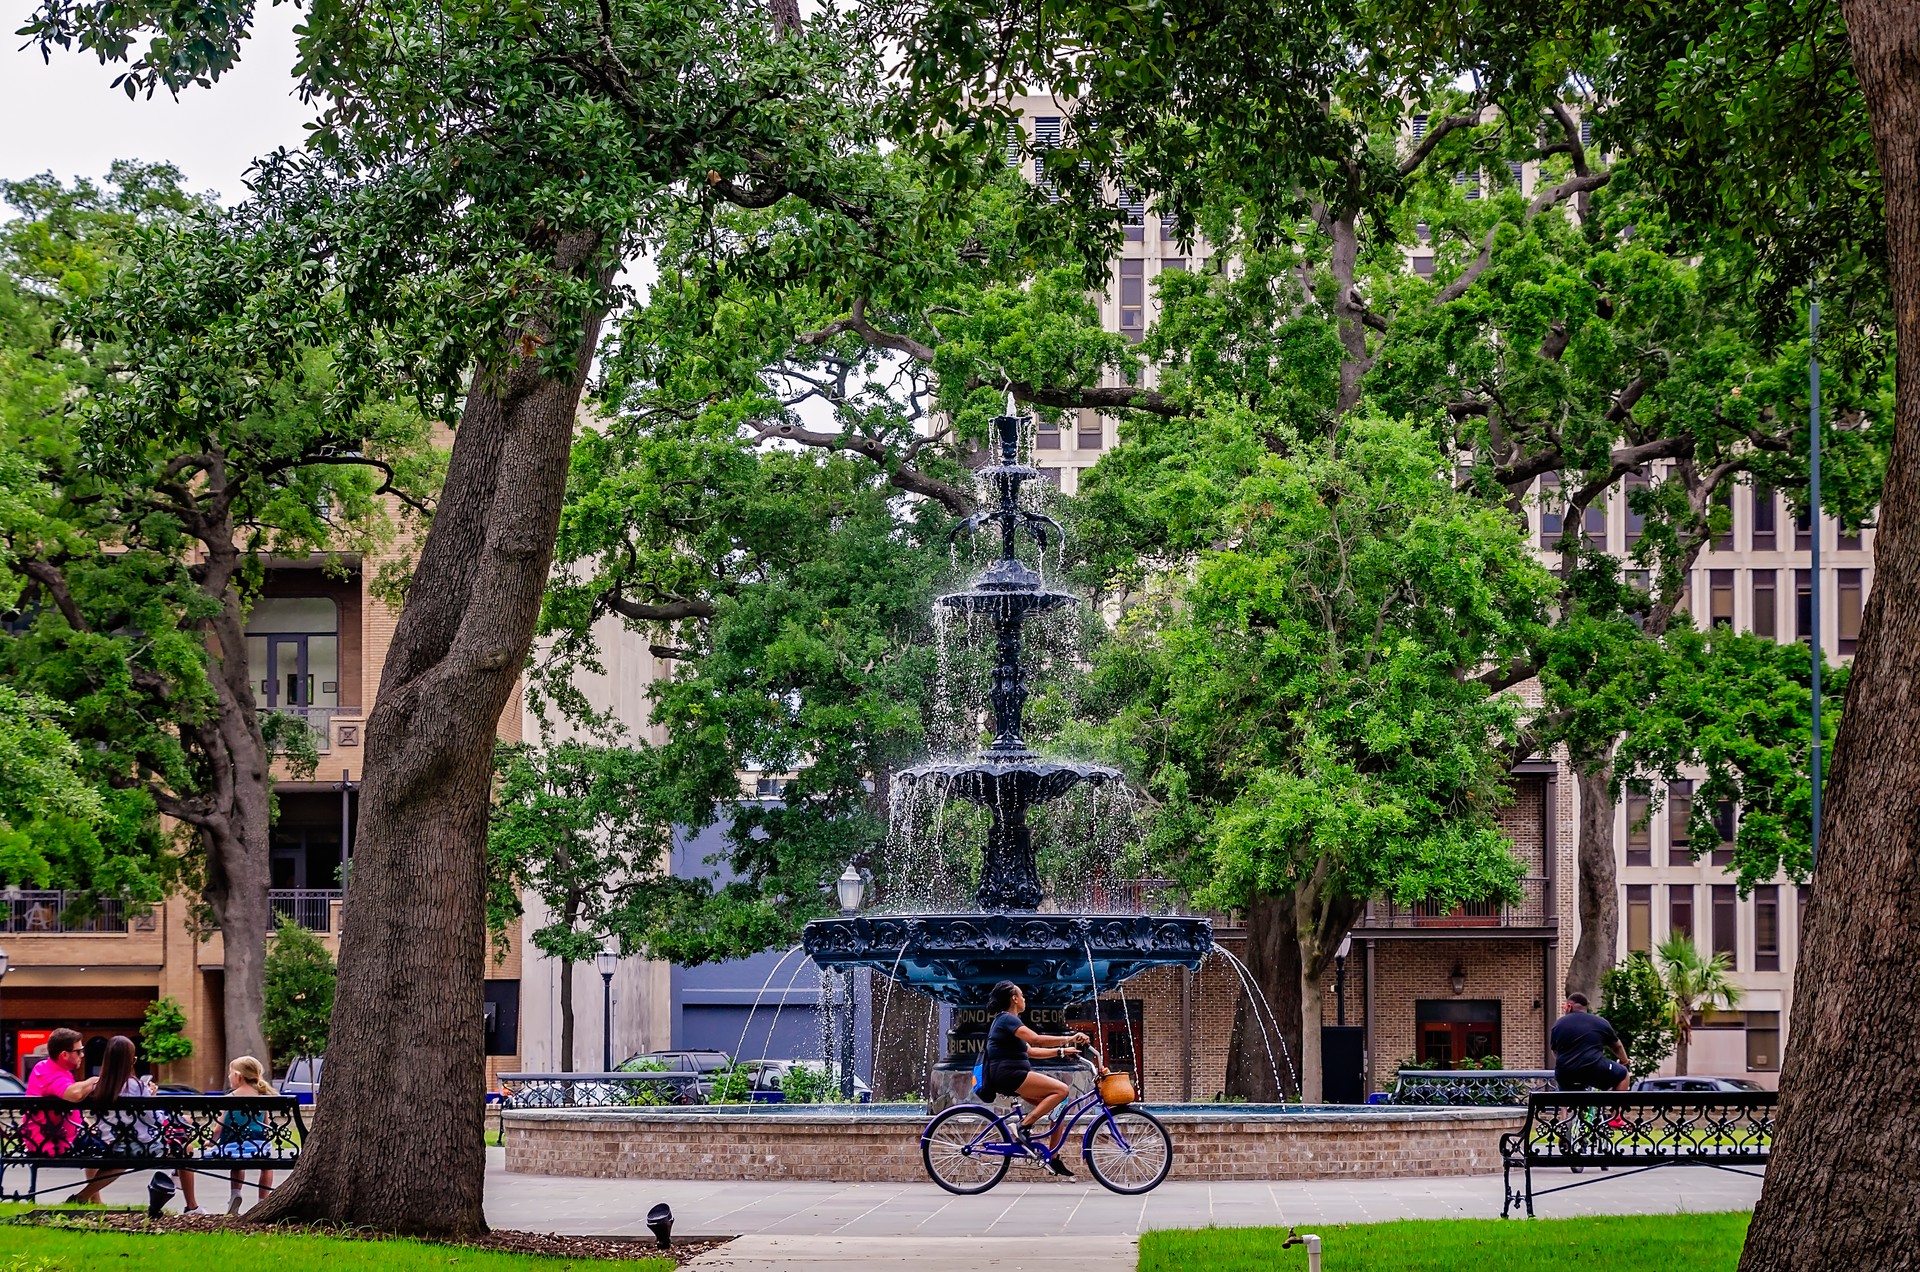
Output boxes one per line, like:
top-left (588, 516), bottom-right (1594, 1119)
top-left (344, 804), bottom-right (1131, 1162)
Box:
top-left (1333, 934), bottom-right (1352, 1027)
top-left (0, 944), bottom-right (10, 1072)
top-left (596, 944), bottom-right (618, 1073)
top-left (835, 866), bottom-right (865, 1100)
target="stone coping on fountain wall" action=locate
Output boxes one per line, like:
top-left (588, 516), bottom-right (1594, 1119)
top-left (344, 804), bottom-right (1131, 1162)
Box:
top-left (501, 1106), bottom-right (1521, 1183)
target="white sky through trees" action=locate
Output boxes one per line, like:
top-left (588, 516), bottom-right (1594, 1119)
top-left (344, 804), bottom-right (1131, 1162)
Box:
top-left (0, 0), bottom-right (311, 205)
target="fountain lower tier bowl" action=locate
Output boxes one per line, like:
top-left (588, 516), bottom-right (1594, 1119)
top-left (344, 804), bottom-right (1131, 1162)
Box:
top-left (894, 753), bottom-right (1125, 807)
top-left (802, 912), bottom-right (1213, 1006)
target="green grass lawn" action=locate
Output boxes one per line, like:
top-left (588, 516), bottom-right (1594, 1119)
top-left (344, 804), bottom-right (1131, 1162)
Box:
top-left (0, 1220), bottom-right (670, 1272)
top-left (1138, 1212), bottom-right (1751, 1271)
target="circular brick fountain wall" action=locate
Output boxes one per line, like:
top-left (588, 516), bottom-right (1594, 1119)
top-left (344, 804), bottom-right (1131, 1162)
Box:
top-left (501, 1106), bottom-right (1520, 1183)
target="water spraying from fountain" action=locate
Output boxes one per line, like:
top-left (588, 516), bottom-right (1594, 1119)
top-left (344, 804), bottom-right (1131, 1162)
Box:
top-left (803, 414), bottom-right (1212, 1108)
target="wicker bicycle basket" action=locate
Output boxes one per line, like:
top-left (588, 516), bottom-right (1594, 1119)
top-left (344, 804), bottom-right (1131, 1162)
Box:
top-left (1097, 1071), bottom-right (1138, 1107)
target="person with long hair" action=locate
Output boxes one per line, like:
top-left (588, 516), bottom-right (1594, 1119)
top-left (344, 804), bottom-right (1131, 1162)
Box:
top-left (67, 1034), bottom-right (202, 1211)
top-left (212, 1056), bottom-right (277, 1215)
top-left (978, 981), bottom-right (1090, 1177)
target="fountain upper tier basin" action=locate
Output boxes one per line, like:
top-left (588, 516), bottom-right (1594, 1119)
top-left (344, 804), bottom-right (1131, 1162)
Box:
top-left (802, 912), bottom-right (1213, 1006)
top-left (937, 556), bottom-right (1077, 617)
top-left (894, 750), bottom-right (1126, 807)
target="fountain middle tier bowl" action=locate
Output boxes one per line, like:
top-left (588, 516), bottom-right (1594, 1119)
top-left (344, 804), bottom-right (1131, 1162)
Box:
top-left (802, 912), bottom-right (1213, 1006)
top-left (895, 754), bottom-right (1126, 807)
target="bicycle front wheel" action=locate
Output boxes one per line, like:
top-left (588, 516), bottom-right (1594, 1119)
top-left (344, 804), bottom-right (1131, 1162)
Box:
top-left (922, 1106), bottom-right (1012, 1195)
top-left (1084, 1107), bottom-right (1173, 1194)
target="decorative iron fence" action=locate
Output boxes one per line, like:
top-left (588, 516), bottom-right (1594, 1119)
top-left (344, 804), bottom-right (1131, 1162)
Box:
top-left (1389, 1069), bottom-right (1559, 1105)
top-left (270, 889), bottom-right (341, 932)
top-left (0, 891), bottom-right (131, 934)
top-left (498, 1072), bottom-right (709, 1108)
top-left (1361, 876), bottom-right (1553, 930)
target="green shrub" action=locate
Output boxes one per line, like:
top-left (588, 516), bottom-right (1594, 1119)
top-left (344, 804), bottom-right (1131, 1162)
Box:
top-left (263, 917), bottom-right (336, 1067)
top-left (706, 1063), bottom-right (752, 1103)
top-left (1601, 953), bottom-right (1678, 1079)
top-left (141, 996), bottom-right (194, 1066)
top-left (776, 1063), bottom-right (837, 1104)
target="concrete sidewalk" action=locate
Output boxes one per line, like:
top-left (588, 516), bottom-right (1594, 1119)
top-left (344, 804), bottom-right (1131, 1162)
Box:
top-left (20, 1147), bottom-right (1761, 1264)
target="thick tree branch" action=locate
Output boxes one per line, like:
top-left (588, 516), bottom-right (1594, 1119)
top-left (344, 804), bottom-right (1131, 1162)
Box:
top-left (794, 297), bottom-right (937, 363)
top-left (1432, 172), bottom-right (1611, 306)
top-left (1399, 110), bottom-right (1484, 177)
top-left (602, 593), bottom-right (717, 622)
top-left (748, 418), bottom-right (974, 514)
top-left (19, 559), bottom-right (88, 632)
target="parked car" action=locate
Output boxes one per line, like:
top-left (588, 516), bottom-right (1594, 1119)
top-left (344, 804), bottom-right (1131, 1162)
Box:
top-left (278, 1056), bottom-right (324, 1103)
top-left (0, 1068), bottom-right (23, 1095)
top-left (741, 1059), bottom-right (873, 1103)
top-left (616, 1050), bottom-right (732, 1102)
top-left (155, 1082), bottom-right (205, 1096)
top-left (1632, 1076), bottom-right (1768, 1093)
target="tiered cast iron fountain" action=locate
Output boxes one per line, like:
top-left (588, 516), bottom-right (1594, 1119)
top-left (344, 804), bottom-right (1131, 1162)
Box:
top-left (803, 415), bottom-right (1213, 1107)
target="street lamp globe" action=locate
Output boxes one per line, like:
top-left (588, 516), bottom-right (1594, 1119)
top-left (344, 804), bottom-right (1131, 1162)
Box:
top-left (595, 946), bottom-right (618, 978)
top-left (836, 865), bottom-right (865, 915)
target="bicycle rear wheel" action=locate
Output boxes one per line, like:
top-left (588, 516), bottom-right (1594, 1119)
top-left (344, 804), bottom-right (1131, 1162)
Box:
top-left (1083, 1107), bottom-right (1172, 1194)
top-left (922, 1106), bottom-right (1013, 1195)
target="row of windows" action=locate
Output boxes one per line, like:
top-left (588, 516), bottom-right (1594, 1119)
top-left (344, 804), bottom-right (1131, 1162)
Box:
top-left (1034, 414), bottom-right (1107, 451)
top-left (1540, 475), bottom-right (1868, 556)
top-left (1624, 882), bottom-right (1795, 975)
top-left (1698, 568), bottom-right (1865, 652)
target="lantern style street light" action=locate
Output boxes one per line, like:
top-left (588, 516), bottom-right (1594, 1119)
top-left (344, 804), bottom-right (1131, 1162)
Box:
top-left (836, 865), bottom-right (866, 915)
top-left (596, 944), bottom-right (619, 1072)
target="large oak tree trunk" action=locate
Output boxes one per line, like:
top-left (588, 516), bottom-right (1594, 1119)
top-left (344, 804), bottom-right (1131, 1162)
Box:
top-left (252, 238), bottom-right (609, 1236)
top-left (1741, 6), bottom-right (1920, 1266)
top-left (1223, 894), bottom-right (1302, 1101)
top-left (1565, 759), bottom-right (1618, 1003)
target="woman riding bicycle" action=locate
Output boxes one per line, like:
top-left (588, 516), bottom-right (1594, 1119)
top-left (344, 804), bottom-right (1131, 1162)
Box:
top-left (981, 981), bottom-right (1091, 1176)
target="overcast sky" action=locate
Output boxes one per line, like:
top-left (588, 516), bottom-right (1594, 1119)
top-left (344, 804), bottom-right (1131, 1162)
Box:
top-left (0, 0), bottom-right (313, 206)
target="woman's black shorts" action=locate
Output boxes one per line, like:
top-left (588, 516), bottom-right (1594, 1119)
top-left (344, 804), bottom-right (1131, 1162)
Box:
top-left (984, 1060), bottom-right (1031, 1098)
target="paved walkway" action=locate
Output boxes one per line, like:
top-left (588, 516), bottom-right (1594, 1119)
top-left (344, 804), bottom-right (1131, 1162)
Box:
top-left (22, 1149), bottom-right (1763, 1270)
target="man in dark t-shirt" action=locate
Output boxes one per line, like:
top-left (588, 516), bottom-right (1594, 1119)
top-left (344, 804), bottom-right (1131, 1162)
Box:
top-left (1549, 992), bottom-right (1632, 1090)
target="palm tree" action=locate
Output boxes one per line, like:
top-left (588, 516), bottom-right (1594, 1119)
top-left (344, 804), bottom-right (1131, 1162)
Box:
top-left (1654, 933), bottom-right (1742, 1076)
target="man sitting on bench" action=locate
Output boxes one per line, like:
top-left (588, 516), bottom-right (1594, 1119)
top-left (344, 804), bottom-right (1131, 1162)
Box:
top-left (1550, 992), bottom-right (1630, 1091)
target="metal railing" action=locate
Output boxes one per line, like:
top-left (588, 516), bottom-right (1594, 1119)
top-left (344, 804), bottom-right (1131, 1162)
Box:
top-left (265, 705), bottom-right (335, 753)
top-left (499, 1072), bottom-right (710, 1108)
top-left (1360, 876), bottom-right (1552, 930)
top-left (271, 889), bottom-right (342, 932)
top-left (0, 891), bottom-right (131, 934)
top-left (1389, 1068), bottom-right (1559, 1105)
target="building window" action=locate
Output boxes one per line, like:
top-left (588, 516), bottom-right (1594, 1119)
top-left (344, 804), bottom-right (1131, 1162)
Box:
top-left (246, 597), bottom-right (342, 747)
top-left (1457, 169), bottom-right (1482, 200)
top-left (1839, 524), bottom-right (1862, 551)
top-left (1709, 570), bottom-right (1735, 629)
top-left (1416, 999), bottom-right (1501, 1070)
top-left (1796, 570), bottom-right (1814, 644)
top-left (1539, 472), bottom-right (1564, 548)
top-left (1625, 468), bottom-right (1649, 546)
top-left (1796, 885), bottom-right (1808, 950)
top-left (1751, 486), bottom-right (1776, 551)
top-left (1746, 1011), bottom-right (1781, 1072)
top-left (1711, 800), bottom-right (1736, 867)
top-left (1755, 884), bottom-right (1781, 972)
top-left (1839, 569), bottom-right (1863, 655)
top-left (1119, 258), bottom-right (1145, 343)
top-left (1160, 213), bottom-right (1178, 242)
top-left (1036, 467), bottom-right (1063, 489)
top-left (1711, 486), bottom-right (1734, 551)
top-left (1625, 786), bottom-right (1652, 867)
top-left (1077, 411), bottom-right (1105, 451)
top-left (1412, 255), bottom-right (1435, 277)
top-left (1411, 113), bottom-right (1428, 140)
top-left (1669, 884), bottom-right (1694, 942)
top-left (1032, 117), bottom-right (1062, 201)
top-left (1626, 884), bottom-right (1652, 953)
top-left (1120, 192), bottom-right (1145, 242)
top-left (1162, 258), bottom-right (1186, 273)
top-left (1507, 159), bottom-right (1524, 187)
top-left (1667, 779), bottom-right (1693, 864)
top-left (1795, 508), bottom-right (1812, 551)
top-left (1583, 499), bottom-right (1607, 549)
top-left (1752, 570), bottom-right (1777, 640)
top-left (1035, 415), bottom-right (1060, 450)
top-left (1712, 884), bottom-right (1738, 966)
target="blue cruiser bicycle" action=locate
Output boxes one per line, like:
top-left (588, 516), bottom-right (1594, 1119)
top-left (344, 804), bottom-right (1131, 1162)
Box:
top-left (920, 1048), bottom-right (1174, 1195)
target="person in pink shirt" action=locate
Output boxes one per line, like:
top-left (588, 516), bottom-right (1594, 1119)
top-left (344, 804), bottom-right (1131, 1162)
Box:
top-left (23, 1028), bottom-right (96, 1155)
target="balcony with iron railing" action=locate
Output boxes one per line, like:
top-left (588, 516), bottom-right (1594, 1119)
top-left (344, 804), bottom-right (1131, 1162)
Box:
top-left (0, 890), bottom-right (136, 934)
top-left (271, 889), bottom-right (343, 932)
top-left (1356, 876), bottom-right (1553, 933)
top-left (264, 705), bottom-right (339, 753)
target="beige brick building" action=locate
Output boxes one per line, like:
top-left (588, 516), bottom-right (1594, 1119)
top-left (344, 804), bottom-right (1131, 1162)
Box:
top-left (2, 548), bottom-right (527, 1092)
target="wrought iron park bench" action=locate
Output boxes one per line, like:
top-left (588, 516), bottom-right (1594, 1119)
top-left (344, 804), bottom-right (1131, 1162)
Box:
top-left (0, 1095), bottom-right (304, 1202)
top-left (1501, 1089), bottom-right (1774, 1217)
